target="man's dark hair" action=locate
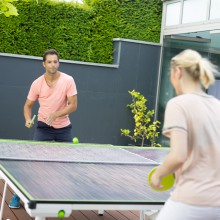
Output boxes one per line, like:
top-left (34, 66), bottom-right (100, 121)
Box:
top-left (43, 49), bottom-right (59, 62)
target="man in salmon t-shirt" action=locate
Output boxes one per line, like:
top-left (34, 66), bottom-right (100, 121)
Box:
top-left (9, 49), bottom-right (77, 208)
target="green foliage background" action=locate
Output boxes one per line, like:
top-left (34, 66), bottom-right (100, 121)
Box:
top-left (0, 0), bottom-right (162, 63)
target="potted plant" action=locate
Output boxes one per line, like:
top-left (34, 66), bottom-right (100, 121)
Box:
top-left (121, 90), bottom-right (161, 147)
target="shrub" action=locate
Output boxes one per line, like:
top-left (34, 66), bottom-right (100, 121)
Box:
top-left (121, 90), bottom-right (161, 147)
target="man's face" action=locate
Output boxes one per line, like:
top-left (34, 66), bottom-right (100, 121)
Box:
top-left (43, 54), bottom-right (59, 74)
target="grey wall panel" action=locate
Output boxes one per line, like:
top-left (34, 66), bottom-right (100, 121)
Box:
top-left (0, 39), bottom-right (161, 145)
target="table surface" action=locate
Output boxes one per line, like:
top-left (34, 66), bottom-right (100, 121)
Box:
top-left (0, 139), bottom-right (171, 209)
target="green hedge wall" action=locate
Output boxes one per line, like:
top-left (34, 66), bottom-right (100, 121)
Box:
top-left (0, 0), bottom-right (162, 63)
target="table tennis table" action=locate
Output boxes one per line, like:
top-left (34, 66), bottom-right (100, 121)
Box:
top-left (0, 139), bottom-right (172, 220)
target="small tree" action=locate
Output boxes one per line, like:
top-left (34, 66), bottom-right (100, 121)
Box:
top-left (121, 90), bottom-right (161, 147)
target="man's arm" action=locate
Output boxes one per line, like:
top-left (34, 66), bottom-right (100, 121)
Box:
top-left (45, 95), bottom-right (77, 126)
top-left (24, 99), bottom-right (35, 128)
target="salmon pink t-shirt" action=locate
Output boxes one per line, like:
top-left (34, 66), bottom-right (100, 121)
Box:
top-left (27, 72), bottom-right (77, 128)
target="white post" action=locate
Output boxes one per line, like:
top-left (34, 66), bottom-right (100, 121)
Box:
top-left (98, 210), bottom-right (104, 215)
top-left (0, 182), bottom-right (8, 220)
top-left (35, 217), bottom-right (46, 220)
top-left (139, 210), bottom-right (146, 220)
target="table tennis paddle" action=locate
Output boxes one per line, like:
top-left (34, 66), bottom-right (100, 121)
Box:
top-left (31, 114), bottom-right (36, 124)
top-left (27, 115), bottom-right (36, 128)
top-left (148, 167), bottom-right (175, 191)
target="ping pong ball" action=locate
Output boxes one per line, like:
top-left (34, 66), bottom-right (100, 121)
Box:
top-left (73, 137), bottom-right (79, 144)
top-left (58, 210), bottom-right (65, 218)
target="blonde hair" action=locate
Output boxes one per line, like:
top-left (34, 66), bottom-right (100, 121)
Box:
top-left (171, 49), bottom-right (219, 89)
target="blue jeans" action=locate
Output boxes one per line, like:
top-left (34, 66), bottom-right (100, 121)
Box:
top-left (33, 121), bottom-right (72, 142)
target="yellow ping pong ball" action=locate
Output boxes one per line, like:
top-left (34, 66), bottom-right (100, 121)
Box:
top-left (73, 137), bottom-right (79, 144)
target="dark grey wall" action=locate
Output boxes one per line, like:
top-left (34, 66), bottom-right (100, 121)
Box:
top-left (0, 38), bottom-right (161, 145)
top-left (208, 79), bottom-right (220, 99)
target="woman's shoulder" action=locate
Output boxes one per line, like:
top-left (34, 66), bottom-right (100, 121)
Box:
top-left (167, 94), bottom-right (190, 105)
top-left (168, 93), bottom-right (220, 109)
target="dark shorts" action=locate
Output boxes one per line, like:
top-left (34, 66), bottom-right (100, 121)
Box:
top-left (33, 121), bottom-right (73, 142)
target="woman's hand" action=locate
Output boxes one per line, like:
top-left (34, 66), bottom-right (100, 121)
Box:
top-left (150, 168), bottom-right (164, 190)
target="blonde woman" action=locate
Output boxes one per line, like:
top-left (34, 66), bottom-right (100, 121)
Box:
top-left (150, 49), bottom-right (220, 220)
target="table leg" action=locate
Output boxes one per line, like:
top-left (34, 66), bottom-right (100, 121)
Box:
top-left (146, 210), bottom-right (160, 220)
top-left (98, 210), bottom-right (104, 215)
top-left (0, 182), bottom-right (8, 220)
top-left (139, 210), bottom-right (146, 220)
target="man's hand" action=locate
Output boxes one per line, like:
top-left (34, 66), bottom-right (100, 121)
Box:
top-left (45, 113), bottom-right (57, 126)
top-left (25, 119), bottom-right (34, 128)
top-left (25, 115), bottom-right (36, 128)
